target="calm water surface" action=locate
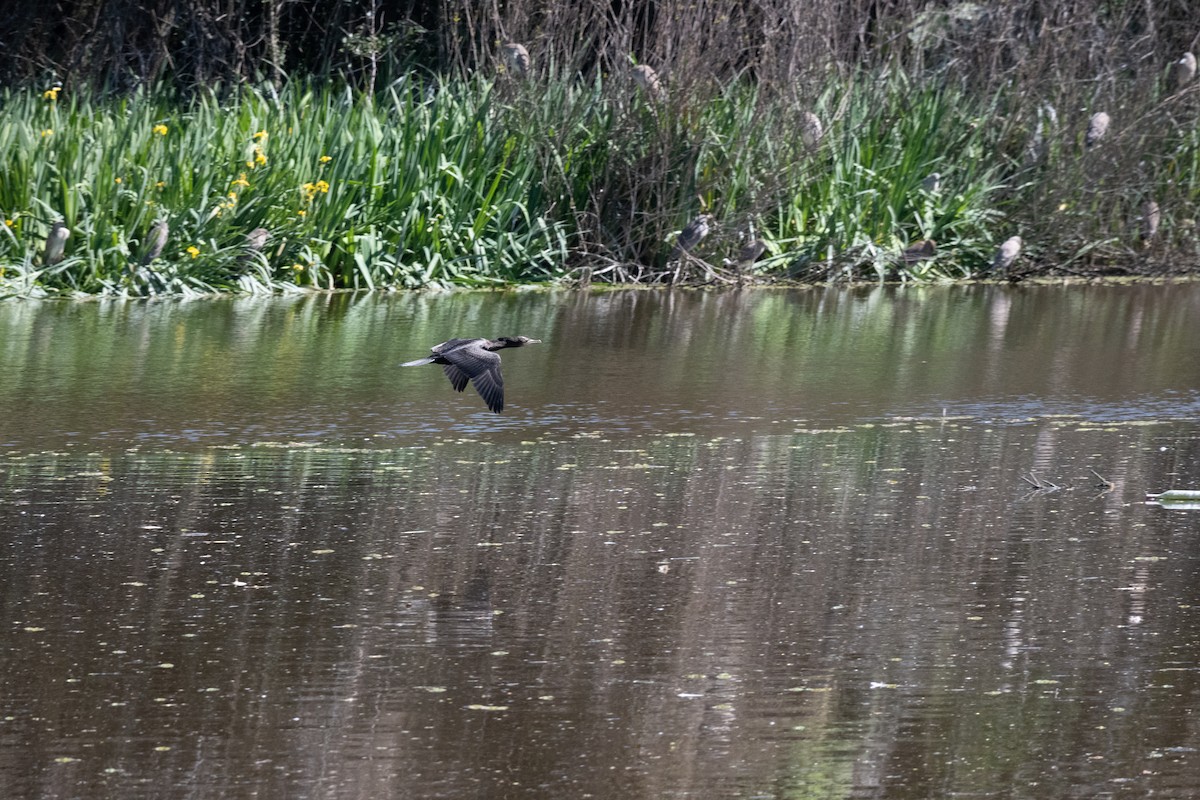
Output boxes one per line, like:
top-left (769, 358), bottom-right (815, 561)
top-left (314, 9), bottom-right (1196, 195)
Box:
top-left (2, 285), bottom-right (1200, 799)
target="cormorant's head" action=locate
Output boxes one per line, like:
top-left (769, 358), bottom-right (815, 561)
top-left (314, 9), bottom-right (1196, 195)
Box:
top-left (497, 335), bottom-right (542, 347)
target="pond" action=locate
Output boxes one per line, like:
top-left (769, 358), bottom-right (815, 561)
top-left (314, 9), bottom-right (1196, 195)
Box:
top-left (2, 284), bottom-right (1200, 799)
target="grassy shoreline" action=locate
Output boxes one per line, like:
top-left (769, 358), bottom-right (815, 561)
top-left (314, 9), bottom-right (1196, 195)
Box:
top-left (2, 70), bottom-right (1198, 298)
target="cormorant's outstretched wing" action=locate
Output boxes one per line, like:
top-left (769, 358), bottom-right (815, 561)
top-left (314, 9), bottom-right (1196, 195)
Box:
top-left (442, 363), bottom-right (470, 393)
top-left (441, 345), bottom-right (505, 413)
top-left (430, 338), bottom-right (477, 354)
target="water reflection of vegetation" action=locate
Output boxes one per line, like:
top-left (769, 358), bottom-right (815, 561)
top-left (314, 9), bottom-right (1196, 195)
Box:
top-left (2, 287), bottom-right (1198, 446)
top-left (4, 414), bottom-right (1200, 796)
top-left (4, 284), bottom-right (1200, 799)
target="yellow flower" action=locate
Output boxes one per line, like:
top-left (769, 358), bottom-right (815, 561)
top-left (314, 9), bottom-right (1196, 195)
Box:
top-left (302, 179), bottom-right (330, 203)
top-left (292, 263), bottom-right (305, 272)
top-left (156, 181), bottom-right (166, 189)
top-left (43, 87), bottom-right (60, 101)
top-left (186, 246), bottom-right (200, 259)
top-left (41, 129), bottom-right (53, 138)
top-left (231, 173), bottom-right (250, 188)
top-left (319, 155), bottom-right (332, 164)
top-left (254, 147), bottom-right (267, 166)
top-left (3, 219), bottom-right (12, 227)
top-left (253, 130), bottom-right (268, 141)
top-left (227, 191), bottom-right (238, 201)
top-left (297, 209), bottom-right (306, 217)
top-left (114, 177), bottom-right (122, 184)
top-left (152, 124), bottom-right (168, 136)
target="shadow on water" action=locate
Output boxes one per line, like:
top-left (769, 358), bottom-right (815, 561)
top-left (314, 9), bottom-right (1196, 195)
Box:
top-left (2, 284), bottom-right (1200, 799)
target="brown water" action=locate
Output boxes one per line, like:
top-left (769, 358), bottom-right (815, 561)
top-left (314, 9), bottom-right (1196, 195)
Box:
top-left (2, 285), bottom-right (1200, 799)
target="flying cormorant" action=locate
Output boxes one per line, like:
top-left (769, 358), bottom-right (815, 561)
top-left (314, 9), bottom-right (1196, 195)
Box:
top-left (401, 336), bottom-right (541, 413)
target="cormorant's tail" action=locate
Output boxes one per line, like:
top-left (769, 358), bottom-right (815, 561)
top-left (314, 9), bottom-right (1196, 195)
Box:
top-left (400, 357), bottom-right (436, 367)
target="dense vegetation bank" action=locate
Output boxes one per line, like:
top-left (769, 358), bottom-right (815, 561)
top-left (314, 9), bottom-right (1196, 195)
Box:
top-left (1, 2), bottom-right (1199, 295)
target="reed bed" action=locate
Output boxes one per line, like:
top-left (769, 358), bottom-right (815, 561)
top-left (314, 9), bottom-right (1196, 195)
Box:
top-left (0, 79), bottom-right (571, 296)
top-left (1, 61), bottom-right (1198, 296)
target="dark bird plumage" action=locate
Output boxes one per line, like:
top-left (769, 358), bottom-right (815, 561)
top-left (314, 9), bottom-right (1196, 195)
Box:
top-left (1170, 52), bottom-right (1196, 91)
top-left (43, 220), bottom-right (70, 265)
top-left (140, 220), bottom-right (169, 265)
top-left (1140, 200), bottom-right (1160, 243)
top-left (991, 235), bottom-right (1022, 272)
top-left (503, 43), bottom-right (530, 77)
top-left (901, 239), bottom-right (937, 265)
top-left (670, 214), bottom-right (712, 259)
top-left (736, 238), bottom-right (766, 267)
top-left (401, 336), bottom-right (541, 413)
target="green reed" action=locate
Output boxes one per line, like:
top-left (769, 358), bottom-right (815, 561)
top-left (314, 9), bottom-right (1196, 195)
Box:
top-left (0, 79), bottom-right (571, 296)
top-left (0, 69), bottom-right (1195, 296)
top-left (764, 78), bottom-right (1011, 281)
